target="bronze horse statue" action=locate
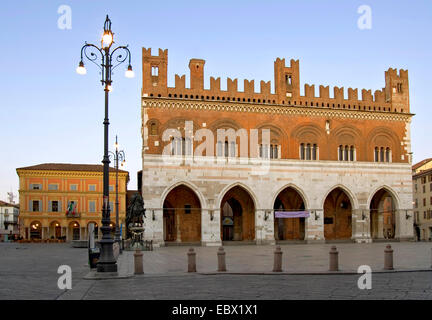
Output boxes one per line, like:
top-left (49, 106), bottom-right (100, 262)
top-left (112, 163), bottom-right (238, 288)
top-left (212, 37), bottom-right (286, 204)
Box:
top-left (126, 192), bottom-right (146, 226)
top-left (126, 192), bottom-right (146, 245)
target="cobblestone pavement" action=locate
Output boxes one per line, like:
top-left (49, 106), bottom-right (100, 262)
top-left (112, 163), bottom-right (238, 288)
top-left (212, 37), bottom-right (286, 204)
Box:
top-left (1, 242), bottom-right (432, 300)
top-left (72, 272), bottom-right (432, 300)
top-left (135, 242), bottom-right (432, 274)
top-left (0, 243), bottom-right (88, 300)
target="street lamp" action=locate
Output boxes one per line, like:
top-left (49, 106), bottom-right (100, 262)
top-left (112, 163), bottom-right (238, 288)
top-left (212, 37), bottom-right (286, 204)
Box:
top-left (109, 135), bottom-right (126, 253)
top-left (77, 15), bottom-right (133, 273)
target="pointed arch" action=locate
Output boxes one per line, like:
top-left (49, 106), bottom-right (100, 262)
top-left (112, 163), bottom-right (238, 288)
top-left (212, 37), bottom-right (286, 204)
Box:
top-left (272, 184), bottom-right (308, 241)
top-left (216, 182), bottom-right (259, 209)
top-left (322, 186), bottom-right (355, 240)
top-left (160, 180), bottom-right (206, 209)
top-left (321, 184), bottom-right (358, 209)
top-left (162, 182), bottom-right (202, 243)
top-left (367, 185), bottom-right (400, 210)
top-left (271, 183), bottom-right (310, 210)
top-left (219, 183), bottom-right (256, 241)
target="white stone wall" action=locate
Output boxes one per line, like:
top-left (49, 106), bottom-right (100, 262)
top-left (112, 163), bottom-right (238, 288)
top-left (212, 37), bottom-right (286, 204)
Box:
top-left (142, 154), bottom-right (414, 246)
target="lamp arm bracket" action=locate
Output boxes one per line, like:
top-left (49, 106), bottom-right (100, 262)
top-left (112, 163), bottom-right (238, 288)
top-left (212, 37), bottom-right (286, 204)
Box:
top-left (110, 45), bottom-right (131, 71)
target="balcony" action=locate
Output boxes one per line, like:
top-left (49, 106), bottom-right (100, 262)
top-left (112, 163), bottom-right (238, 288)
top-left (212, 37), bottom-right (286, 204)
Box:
top-left (66, 212), bottom-right (81, 218)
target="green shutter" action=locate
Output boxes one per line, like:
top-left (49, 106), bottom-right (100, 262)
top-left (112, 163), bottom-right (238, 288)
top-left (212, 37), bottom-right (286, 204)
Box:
top-left (39, 200), bottom-right (42, 212)
top-left (29, 200), bottom-right (32, 212)
top-left (48, 201), bottom-right (52, 212)
top-left (58, 201), bottom-right (62, 212)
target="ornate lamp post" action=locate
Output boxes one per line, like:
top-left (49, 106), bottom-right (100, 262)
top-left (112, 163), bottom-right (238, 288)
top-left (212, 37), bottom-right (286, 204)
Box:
top-left (109, 135), bottom-right (126, 253)
top-left (77, 15), bottom-right (134, 272)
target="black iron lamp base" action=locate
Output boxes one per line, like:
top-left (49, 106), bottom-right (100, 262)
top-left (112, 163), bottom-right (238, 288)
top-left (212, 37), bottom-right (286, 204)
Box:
top-left (97, 263), bottom-right (118, 273)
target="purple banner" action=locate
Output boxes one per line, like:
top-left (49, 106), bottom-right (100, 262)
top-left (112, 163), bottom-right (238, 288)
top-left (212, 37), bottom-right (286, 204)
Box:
top-left (275, 211), bottom-right (310, 218)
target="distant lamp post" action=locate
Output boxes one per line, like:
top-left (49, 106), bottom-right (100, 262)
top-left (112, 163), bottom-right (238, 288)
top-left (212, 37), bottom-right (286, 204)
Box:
top-left (77, 15), bottom-right (133, 273)
top-left (109, 135), bottom-right (126, 253)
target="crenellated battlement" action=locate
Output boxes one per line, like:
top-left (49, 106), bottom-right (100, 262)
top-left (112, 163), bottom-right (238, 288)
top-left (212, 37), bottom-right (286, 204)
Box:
top-left (142, 48), bottom-right (410, 113)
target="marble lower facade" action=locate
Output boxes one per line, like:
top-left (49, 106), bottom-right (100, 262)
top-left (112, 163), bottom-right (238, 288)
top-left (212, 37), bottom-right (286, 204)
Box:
top-left (142, 154), bottom-right (414, 246)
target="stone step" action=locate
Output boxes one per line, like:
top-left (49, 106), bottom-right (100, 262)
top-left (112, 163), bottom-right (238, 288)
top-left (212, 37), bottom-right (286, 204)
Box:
top-left (165, 241), bottom-right (201, 247)
top-left (372, 238), bottom-right (400, 243)
top-left (276, 240), bottom-right (307, 245)
top-left (222, 241), bottom-right (256, 246)
top-left (324, 239), bottom-right (356, 244)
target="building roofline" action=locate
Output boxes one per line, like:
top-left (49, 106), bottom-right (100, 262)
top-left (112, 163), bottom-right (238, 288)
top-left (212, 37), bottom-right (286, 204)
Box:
top-left (16, 163), bottom-right (129, 174)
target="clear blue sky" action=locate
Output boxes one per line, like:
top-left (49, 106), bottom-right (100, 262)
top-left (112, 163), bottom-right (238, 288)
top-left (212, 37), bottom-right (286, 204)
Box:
top-left (0, 0), bottom-right (431, 202)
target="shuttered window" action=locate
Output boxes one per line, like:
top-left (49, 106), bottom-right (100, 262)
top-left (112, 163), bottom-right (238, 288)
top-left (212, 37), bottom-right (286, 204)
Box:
top-left (89, 201), bottom-right (96, 213)
top-left (49, 201), bottom-right (61, 212)
top-left (31, 200), bottom-right (42, 212)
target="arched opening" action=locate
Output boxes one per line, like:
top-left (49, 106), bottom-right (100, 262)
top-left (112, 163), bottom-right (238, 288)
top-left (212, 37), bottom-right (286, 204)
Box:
top-left (370, 188), bottom-right (396, 239)
top-left (162, 185), bottom-right (201, 243)
top-left (273, 187), bottom-right (306, 241)
top-left (324, 188), bottom-right (353, 240)
top-left (49, 221), bottom-right (62, 239)
top-left (220, 186), bottom-right (255, 241)
top-left (68, 221), bottom-right (80, 240)
top-left (30, 221), bottom-right (42, 239)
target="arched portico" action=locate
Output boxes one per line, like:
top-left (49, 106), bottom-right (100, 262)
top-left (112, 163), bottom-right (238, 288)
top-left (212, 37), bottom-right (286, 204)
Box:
top-left (273, 186), bottom-right (307, 241)
top-left (323, 187), bottom-right (354, 240)
top-left (162, 184), bottom-right (202, 243)
top-left (68, 221), bottom-right (80, 241)
top-left (49, 221), bottom-right (62, 239)
top-left (369, 187), bottom-right (399, 240)
top-left (29, 221), bottom-right (42, 239)
top-left (219, 185), bottom-right (256, 241)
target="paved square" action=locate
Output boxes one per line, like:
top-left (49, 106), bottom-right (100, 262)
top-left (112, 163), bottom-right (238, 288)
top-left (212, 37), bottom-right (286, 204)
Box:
top-left (1, 242), bottom-right (431, 300)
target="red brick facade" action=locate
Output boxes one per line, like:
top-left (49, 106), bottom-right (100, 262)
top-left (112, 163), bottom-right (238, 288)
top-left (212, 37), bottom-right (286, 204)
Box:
top-left (143, 48), bottom-right (411, 164)
top-left (141, 48), bottom-right (412, 244)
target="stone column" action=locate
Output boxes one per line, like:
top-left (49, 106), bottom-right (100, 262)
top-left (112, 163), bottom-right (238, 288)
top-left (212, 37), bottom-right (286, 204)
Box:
top-left (377, 215), bottom-right (384, 239)
top-left (143, 209), bottom-right (164, 247)
top-left (175, 210), bottom-right (182, 243)
top-left (83, 227), bottom-right (87, 242)
top-left (201, 209), bottom-right (222, 246)
top-left (255, 209), bottom-right (275, 245)
top-left (395, 209), bottom-right (414, 241)
top-left (352, 209), bottom-right (372, 243)
top-left (305, 209), bottom-right (325, 243)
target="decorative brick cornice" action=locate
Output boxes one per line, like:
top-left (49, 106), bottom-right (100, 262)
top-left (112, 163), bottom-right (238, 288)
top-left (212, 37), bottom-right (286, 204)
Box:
top-left (142, 98), bottom-right (413, 122)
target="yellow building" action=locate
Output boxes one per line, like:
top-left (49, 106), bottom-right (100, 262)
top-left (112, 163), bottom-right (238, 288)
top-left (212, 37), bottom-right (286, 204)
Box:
top-left (16, 163), bottom-right (129, 241)
top-left (412, 158), bottom-right (432, 240)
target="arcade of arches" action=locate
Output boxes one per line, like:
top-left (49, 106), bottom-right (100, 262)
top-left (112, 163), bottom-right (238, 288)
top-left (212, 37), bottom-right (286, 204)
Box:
top-left (323, 188), bottom-right (353, 240)
top-left (370, 189), bottom-right (396, 239)
top-left (163, 185), bottom-right (201, 242)
top-left (158, 184), bottom-right (403, 244)
top-left (273, 187), bottom-right (305, 240)
top-left (220, 186), bottom-right (255, 241)
top-left (27, 220), bottom-right (112, 241)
